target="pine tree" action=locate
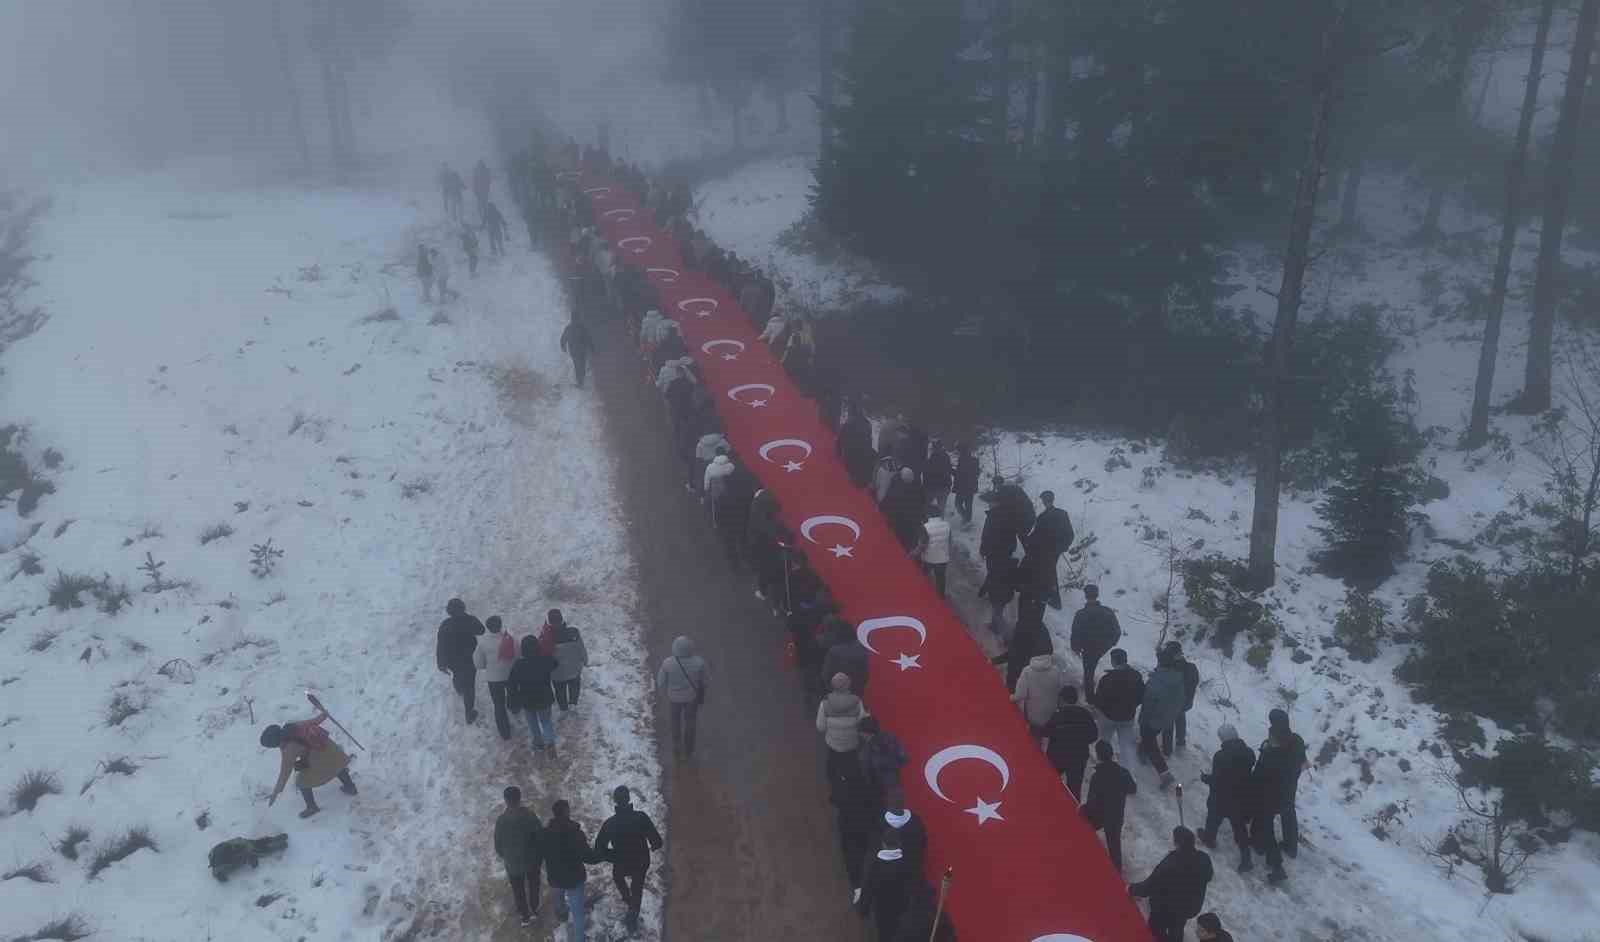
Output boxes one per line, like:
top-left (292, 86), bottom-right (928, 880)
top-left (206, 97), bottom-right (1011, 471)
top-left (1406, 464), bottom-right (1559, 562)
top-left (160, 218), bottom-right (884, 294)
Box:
top-left (1313, 393), bottom-right (1424, 588)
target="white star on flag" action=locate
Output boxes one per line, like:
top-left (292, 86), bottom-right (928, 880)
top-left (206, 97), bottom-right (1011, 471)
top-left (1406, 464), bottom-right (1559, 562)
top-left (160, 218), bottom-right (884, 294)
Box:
top-left (782, 460), bottom-right (804, 472)
top-left (749, 400), bottom-right (768, 408)
top-left (829, 544), bottom-right (854, 558)
top-left (696, 309), bottom-right (713, 318)
top-left (892, 652), bottom-right (921, 671)
top-left (965, 797), bottom-right (1004, 824)
top-left (721, 353), bottom-right (738, 361)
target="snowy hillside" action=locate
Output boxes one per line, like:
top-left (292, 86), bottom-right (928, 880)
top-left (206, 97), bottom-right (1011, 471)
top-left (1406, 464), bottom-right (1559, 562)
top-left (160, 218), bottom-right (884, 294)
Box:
top-left (694, 156), bottom-right (1600, 941)
top-left (0, 168), bottom-right (659, 940)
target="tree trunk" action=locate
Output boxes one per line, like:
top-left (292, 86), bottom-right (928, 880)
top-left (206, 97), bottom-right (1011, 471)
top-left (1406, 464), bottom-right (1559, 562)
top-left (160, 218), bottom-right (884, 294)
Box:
top-left (1520, 0), bottom-right (1599, 414)
top-left (990, 0), bottom-right (1013, 161)
top-left (270, 0), bottom-right (311, 173)
top-left (1418, 27), bottom-right (1478, 242)
top-left (1340, 154), bottom-right (1364, 231)
top-left (1465, 0), bottom-right (1555, 448)
top-left (1247, 1), bottom-right (1346, 591)
top-left (317, 0), bottom-right (349, 174)
top-left (818, 0), bottom-right (835, 160)
top-left (1022, 47), bottom-right (1041, 156)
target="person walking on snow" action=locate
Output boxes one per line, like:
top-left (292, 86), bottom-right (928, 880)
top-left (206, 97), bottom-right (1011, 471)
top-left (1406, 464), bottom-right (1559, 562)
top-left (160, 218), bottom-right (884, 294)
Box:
top-left (856, 716), bottom-right (907, 809)
top-left (876, 787), bottom-right (927, 875)
top-left (1199, 723), bottom-right (1258, 873)
top-left (550, 612), bottom-right (588, 711)
top-left (920, 508), bottom-right (951, 598)
top-left (594, 785), bottom-right (664, 933)
top-left (1011, 650), bottom-right (1065, 741)
top-left (1069, 584), bottom-right (1121, 702)
top-left (260, 708), bottom-right (357, 819)
top-left (1094, 648), bottom-right (1144, 763)
top-left (559, 318), bottom-right (595, 388)
top-left (1130, 826), bottom-right (1215, 942)
top-left (416, 243), bottom-right (434, 301)
top-left (472, 158), bottom-right (492, 221)
top-left (1139, 647), bottom-right (1185, 789)
top-left (837, 402), bottom-right (876, 489)
top-left (483, 200), bottom-right (508, 255)
top-left (494, 785), bottom-right (544, 927)
top-left (1161, 640), bottom-right (1202, 755)
top-left (1251, 707), bottom-right (1309, 884)
top-left (856, 830), bottom-right (914, 940)
top-left (438, 163), bottom-right (466, 222)
top-left (461, 225), bottom-right (480, 277)
top-left (953, 443), bottom-right (980, 525)
top-left (817, 672), bottom-right (868, 794)
top-left (1028, 490), bottom-right (1075, 609)
top-left (1044, 685), bottom-right (1099, 798)
top-left (924, 438), bottom-right (953, 515)
top-left (657, 635), bottom-right (709, 758)
top-left (819, 616), bottom-right (870, 698)
top-left (474, 615), bottom-right (518, 739)
top-left (436, 597), bottom-right (486, 724)
top-left (431, 247), bottom-right (453, 302)
top-left (1081, 739), bottom-right (1136, 872)
top-left (1196, 912), bottom-right (1235, 942)
top-left (542, 799), bottom-right (600, 942)
top-left (509, 635), bottom-right (559, 755)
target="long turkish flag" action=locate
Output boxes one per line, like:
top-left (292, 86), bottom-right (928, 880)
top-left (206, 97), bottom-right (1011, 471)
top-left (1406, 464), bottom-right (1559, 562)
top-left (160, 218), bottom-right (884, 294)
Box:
top-left (574, 170), bottom-right (1153, 942)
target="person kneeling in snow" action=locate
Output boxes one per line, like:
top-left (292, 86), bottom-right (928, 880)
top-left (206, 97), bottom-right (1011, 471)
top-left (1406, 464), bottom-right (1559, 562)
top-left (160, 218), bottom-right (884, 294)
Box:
top-left (261, 710), bottom-right (356, 819)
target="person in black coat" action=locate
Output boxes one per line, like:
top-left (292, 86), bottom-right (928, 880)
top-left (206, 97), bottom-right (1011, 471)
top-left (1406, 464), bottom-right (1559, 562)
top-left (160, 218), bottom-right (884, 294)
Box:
top-left (1199, 724), bottom-right (1257, 872)
top-left (892, 878), bottom-right (958, 942)
top-left (1068, 585), bottom-right (1122, 702)
top-left (559, 319), bottom-right (595, 388)
top-left (1160, 641), bottom-right (1201, 755)
top-left (1251, 708), bottom-right (1309, 883)
top-left (876, 788), bottom-right (927, 876)
top-left (1044, 686), bottom-right (1099, 799)
top-left (594, 786), bottom-right (664, 932)
top-left (1081, 740), bottom-right (1137, 872)
top-left (819, 616), bottom-right (870, 698)
top-left (435, 597), bottom-right (486, 724)
top-left (857, 830), bottom-right (914, 940)
top-left (837, 403), bottom-right (877, 489)
top-left (1029, 491), bottom-right (1074, 609)
top-left (493, 785), bottom-right (543, 926)
top-left (1005, 597), bottom-right (1052, 690)
top-left (833, 767), bottom-right (878, 891)
top-left (977, 504), bottom-right (1020, 640)
top-left (542, 800), bottom-right (601, 939)
top-left (1093, 648), bottom-right (1144, 762)
top-left (508, 636), bottom-right (560, 754)
top-left (952, 444), bottom-right (980, 525)
top-left (924, 439), bottom-right (953, 514)
top-left (1130, 826), bottom-right (1215, 942)
top-left (1195, 912), bottom-right (1234, 942)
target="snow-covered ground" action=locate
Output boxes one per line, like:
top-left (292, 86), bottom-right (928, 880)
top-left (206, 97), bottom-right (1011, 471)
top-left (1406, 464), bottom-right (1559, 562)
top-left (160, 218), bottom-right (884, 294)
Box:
top-left (0, 164), bottom-right (660, 940)
top-left (694, 157), bottom-right (1600, 941)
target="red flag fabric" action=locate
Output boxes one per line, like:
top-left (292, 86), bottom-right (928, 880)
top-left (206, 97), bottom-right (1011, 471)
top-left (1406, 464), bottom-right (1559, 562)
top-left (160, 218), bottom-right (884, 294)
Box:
top-left (574, 170), bottom-right (1152, 942)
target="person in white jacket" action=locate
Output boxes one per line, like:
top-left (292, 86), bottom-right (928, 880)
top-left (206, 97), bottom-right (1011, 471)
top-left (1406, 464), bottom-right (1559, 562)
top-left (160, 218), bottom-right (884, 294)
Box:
top-left (920, 509), bottom-right (952, 598)
top-left (473, 615), bottom-right (519, 740)
top-left (1012, 653), bottom-right (1066, 743)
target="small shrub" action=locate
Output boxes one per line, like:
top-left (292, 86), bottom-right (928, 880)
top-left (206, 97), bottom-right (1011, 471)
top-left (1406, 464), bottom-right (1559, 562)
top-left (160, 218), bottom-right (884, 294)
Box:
top-left (1332, 588), bottom-right (1388, 662)
top-left (1397, 558), bottom-right (1531, 724)
top-left (2, 861), bottom-right (53, 883)
top-left (28, 628), bottom-right (61, 652)
top-left (1182, 554), bottom-right (1271, 654)
top-left (428, 310), bottom-right (451, 326)
top-left (104, 692), bottom-right (142, 728)
top-left (399, 478), bottom-right (433, 499)
top-left (249, 538), bottom-right (284, 578)
top-left (94, 577), bottom-right (132, 615)
top-left (139, 552), bottom-right (174, 593)
top-left (199, 522), bottom-right (234, 545)
top-left (55, 825), bottom-right (90, 860)
top-left (1458, 735), bottom-right (1600, 832)
top-left (360, 307), bottom-right (400, 324)
top-left (12, 550), bottom-right (43, 578)
top-left (11, 768), bottom-right (62, 813)
top-left (12, 914), bottom-right (90, 941)
top-left (1244, 641), bottom-right (1273, 670)
top-left (47, 570), bottom-right (99, 610)
top-left (86, 827), bottom-right (158, 879)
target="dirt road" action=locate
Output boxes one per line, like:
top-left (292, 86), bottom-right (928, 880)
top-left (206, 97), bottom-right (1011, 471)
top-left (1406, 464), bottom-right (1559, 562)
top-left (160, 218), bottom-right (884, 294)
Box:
top-left (589, 320), bottom-right (869, 942)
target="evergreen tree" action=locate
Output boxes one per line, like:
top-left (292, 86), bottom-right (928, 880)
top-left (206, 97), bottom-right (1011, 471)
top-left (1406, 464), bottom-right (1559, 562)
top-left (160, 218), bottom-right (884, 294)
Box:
top-left (1313, 391), bottom-right (1424, 588)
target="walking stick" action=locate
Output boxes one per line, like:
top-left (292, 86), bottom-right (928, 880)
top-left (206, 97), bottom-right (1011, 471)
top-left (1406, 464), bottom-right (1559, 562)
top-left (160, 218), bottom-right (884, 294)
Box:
top-left (1175, 782), bottom-right (1185, 829)
top-left (780, 542), bottom-right (793, 616)
top-left (306, 692), bottom-right (365, 751)
top-left (928, 867), bottom-right (953, 942)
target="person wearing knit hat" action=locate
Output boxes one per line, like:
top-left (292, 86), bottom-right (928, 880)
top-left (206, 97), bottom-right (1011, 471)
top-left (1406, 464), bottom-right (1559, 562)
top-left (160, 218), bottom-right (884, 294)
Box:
top-left (1199, 723), bottom-right (1257, 872)
top-left (817, 671), bottom-right (868, 795)
top-left (1196, 912), bottom-right (1234, 942)
top-left (1252, 708), bottom-right (1310, 883)
top-left (594, 785), bottom-right (664, 933)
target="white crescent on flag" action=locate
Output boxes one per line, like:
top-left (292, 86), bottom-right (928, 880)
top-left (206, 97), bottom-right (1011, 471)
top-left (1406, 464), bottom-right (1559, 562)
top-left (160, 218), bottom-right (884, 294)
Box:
top-left (701, 339), bottom-right (747, 360)
top-left (856, 616), bottom-right (927, 655)
top-left (602, 208), bottom-right (636, 221)
top-left (757, 438), bottom-right (812, 463)
top-left (618, 236), bottom-right (653, 254)
top-left (726, 383), bottom-right (776, 408)
top-left (798, 515), bottom-right (862, 545)
top-left (677, 297), bottom-right (719, 318)
top-left (646, 267), bottom-right (680, 283)
top-left (556, 170), bottom-right (580, 181)
top-left (1031, 936), bottom-right (1095, 942)
top-left (583, 186), bottom-right (611, 197)
top-left (923, 744), bottom-right (1011, 824)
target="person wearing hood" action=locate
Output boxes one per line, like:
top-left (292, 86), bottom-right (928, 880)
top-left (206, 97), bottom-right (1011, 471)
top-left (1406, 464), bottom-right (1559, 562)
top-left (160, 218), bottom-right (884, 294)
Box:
top-left (657, 635), bottom-right (709, 758)
top-left (1011, 651), bottom-right (1066, 741)
top-left (436, 597), bottom-right (486, 724)
top-left (1161, 641), bottom-right (1202, 755)
top-left (953, 443), bottom-right (980, 525)
top-left (1081, 740), bottom-right (1136, 872)
top-left (1044, 686), bottom-right (1099, 798)
top-left (837, 402), bottom-right (877, 489)
top-left (1094, 648), bottom-right (1144, 764)
top-left (1199, 724), bottom-right (1257, 872)
top-left (494, 785), bottom-right (543, 927)
top-left (1251, 708), bottom-right (1309, 883)
top-left (509, 635), bottom-right (559, 755)
top-left (977, 502), bottom-right (1020, 642)
top-left (1195, 912), bottom-right (1235, 942)
top-left (1005, 597), bottom-right (1053, 690)
top-left (1069, 584), bottom-right (1122, 702)
top-left (857, 716), bottom-right (907, 806)
top-left (819, 616), bottom-right (870, 698)
top-left (260, 708), bottom-right (356, 819)
top-left (817, 672), bottom-right (868, 793)
top-left (923, 439), bottom-right (953, 515)
top-left (884, 467), bottom-right (928, 553)
top-left (1139, 648), bottom-right (1185, 788)
top-left (549, 610), bottom-right (588, 711)
top-left (875, 787), bottom-right (927, 875)
top-left (594, 785), bottom-right (664, 933)
top-left (692, 430), bottom-right (729, 494)
top-left (920, 508), bottom-right (952, 598)
top-left (1130, 826), bottom-right (1215, 942)
top-left (856, 830), bottom-right (914, 940)
top-left (703, 447), bottom-right (735, 505)
top-left (473, 615), bottom-right (519, 739)
top-left (542, 799), bottom-right (600, 942)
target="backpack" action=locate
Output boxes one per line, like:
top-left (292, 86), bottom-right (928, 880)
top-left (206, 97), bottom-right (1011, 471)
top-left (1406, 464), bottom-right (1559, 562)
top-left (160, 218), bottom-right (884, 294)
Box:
top-left (498, 631), bottom-right (516, 663)
top-left (283, 721), bottom-right (332, 753)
